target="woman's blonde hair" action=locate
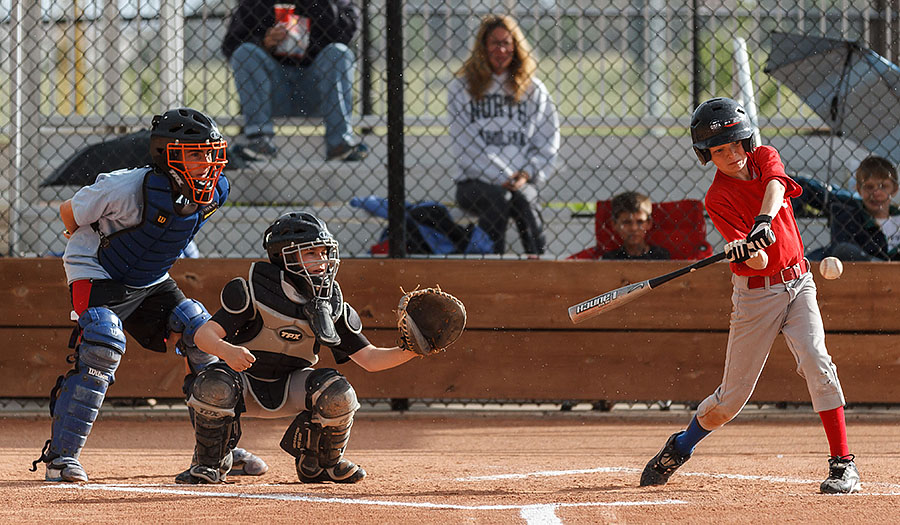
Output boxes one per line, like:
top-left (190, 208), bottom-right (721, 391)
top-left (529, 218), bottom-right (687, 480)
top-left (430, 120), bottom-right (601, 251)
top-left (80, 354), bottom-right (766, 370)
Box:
top-left (457, 14), bottom-right (537, 103)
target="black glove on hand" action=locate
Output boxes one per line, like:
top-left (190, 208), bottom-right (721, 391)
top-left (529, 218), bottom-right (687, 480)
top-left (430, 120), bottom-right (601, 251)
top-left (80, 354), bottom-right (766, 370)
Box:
top-left (746, 214), bottom-right (775, 251)
top-left (725, 239), bottom-right (754, 263)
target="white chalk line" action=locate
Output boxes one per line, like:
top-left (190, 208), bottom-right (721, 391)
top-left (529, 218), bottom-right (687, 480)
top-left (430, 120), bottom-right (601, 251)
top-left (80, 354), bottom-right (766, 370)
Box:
top-left (457, 466), bottom-right (900, 493)
top-left (457, 466), bottom-right (640, 481)
top-left (44, 483), bottom-right (686, 525)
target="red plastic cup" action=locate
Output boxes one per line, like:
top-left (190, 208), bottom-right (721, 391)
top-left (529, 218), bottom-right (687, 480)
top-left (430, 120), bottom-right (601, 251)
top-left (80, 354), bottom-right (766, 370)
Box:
top-left (274, 4), bottom-right (294, 24)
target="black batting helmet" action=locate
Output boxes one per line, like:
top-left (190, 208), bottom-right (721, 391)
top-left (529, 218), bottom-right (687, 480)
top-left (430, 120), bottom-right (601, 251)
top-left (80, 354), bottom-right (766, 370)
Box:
top-left (263, 212), bottom-right (340, 300)
top-left (690, 97), bottom-right (756, 165)
top-left (149, 108), bottom-right (227, 204)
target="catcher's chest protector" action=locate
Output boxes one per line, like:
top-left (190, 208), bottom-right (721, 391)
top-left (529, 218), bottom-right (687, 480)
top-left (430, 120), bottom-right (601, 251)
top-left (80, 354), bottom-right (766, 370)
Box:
top-left (245, 263), bottom-right (324, 366)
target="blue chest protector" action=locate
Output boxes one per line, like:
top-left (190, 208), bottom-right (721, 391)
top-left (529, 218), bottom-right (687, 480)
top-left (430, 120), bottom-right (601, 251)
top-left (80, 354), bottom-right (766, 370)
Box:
top-left (98, 170), bottom-right (228, 287)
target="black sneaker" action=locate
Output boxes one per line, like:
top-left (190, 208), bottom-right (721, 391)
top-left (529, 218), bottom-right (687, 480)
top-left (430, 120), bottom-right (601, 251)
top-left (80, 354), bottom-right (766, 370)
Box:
top-left (640, 432), bottom-right (692, 486)
top-left (820, 454), bottom-right (861, 494)
top-left (241, 134), bottom-right (278, 159)
top-left (326, 142), bottom-right (368, 161)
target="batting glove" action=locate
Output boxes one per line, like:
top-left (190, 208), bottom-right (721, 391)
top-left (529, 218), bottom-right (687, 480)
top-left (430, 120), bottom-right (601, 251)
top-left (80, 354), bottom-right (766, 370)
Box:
top-left (746, 214), bottom-right (776, 251)
top-left (725, 239), bottom-right (754, 263)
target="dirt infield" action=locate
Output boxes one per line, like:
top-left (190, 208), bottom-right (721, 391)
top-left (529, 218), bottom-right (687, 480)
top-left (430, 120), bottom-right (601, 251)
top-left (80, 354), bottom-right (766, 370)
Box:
top-left (3, 410), bottom-right (899, 524)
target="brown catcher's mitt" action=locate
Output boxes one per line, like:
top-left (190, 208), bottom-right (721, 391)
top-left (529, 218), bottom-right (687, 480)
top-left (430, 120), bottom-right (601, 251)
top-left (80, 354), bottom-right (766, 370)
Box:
top-left (397, 286), bottom-right (466, 356)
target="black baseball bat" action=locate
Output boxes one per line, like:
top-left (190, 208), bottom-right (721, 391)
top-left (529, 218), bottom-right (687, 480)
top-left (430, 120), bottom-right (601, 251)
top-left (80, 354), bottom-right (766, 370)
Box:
top-left (567, 251), bottom-right (727, 324)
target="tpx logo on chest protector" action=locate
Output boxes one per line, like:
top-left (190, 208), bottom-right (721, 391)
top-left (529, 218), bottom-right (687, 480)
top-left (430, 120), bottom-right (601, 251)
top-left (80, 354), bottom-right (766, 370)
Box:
top-left (279, 328), bottom-right (304, 341)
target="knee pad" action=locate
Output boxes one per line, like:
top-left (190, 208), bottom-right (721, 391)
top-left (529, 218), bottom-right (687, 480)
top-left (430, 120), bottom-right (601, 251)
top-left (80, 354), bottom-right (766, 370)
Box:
top-left (187, 364), bottom-right (242, 419)
top-left (49, 307), bottom-right (126, 458)
top-left (186, 364), bottom-right (243, 469)
top-left (76, 307), bottom-right (127, 380)
top-left (168, 298), bottom-right (211, 351)
top-left (305, 369), bottom-right (359, 428)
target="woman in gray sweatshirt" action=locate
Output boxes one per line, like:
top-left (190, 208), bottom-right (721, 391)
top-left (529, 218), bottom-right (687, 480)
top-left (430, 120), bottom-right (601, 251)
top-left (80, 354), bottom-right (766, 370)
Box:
top-left (448, 14), bottom-right (560, 255)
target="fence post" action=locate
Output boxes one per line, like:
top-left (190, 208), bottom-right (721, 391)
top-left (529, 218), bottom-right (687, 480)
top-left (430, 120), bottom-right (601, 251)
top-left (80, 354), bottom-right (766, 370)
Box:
top-left (99, 0), bottom-right (122, 117)
top-left (158, 0), bottom-right (184, 108)
top-left (361, 0), bottom-right (373, 117)
top-left (386, 0), bottom-right (406, 258)
top-left (9, 0), bottom-right (42, 256)
top-left (733, 37), bottom-right (761, 147)
top-left (691, 0), bottom-right (702, 109)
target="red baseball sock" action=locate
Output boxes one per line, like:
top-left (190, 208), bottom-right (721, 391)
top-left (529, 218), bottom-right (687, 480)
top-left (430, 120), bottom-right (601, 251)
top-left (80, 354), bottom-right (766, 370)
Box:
top-left (819, 406), bottom-right (850, 458)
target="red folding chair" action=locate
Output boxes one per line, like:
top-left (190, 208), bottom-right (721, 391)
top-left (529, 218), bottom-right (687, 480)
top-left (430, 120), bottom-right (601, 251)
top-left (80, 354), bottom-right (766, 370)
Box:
top-left (568, 199), bottom-right (713, 260)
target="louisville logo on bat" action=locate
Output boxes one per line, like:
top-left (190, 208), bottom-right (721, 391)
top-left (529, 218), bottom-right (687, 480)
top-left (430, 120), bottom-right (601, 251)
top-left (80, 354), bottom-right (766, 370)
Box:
top-left (573, 282), bottom-right (646, 315)
top-left (568, 281), bottom-right (650, 323)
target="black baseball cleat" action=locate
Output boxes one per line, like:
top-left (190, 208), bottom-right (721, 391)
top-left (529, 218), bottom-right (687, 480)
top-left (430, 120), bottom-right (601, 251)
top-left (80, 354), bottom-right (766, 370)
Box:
top-left (640, 432), bottom-right (692, 487)
top-left (297, 457), bottom-right (366, 484)
top-left (820, 454), bottom-right (861, 494)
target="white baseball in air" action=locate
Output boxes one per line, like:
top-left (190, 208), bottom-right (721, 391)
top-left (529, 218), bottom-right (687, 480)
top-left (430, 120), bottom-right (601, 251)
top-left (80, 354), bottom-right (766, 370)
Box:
top-left (819, 257), bottom-right (843, 280)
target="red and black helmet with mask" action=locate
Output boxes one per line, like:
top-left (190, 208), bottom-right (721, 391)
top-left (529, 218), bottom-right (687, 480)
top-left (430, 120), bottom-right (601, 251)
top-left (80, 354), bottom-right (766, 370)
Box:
top-left (690, 97), bottom-right (756, 165)
top-left (149, 108), bottom-right (227, 205)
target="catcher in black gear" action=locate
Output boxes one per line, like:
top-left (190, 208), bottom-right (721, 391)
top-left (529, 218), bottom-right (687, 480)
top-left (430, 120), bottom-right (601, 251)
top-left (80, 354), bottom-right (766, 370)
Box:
top-left (175, 211), bottom-right (463, 485)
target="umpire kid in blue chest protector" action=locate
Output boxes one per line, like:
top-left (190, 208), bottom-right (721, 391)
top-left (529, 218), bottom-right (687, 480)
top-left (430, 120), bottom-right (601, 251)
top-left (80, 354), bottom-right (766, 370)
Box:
top-left (33, 108), bottom-right (231, 483)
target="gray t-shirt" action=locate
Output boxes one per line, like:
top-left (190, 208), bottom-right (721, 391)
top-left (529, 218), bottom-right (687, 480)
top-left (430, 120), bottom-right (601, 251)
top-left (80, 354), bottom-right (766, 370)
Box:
top-left (62, 166), bottom-right (168, 286)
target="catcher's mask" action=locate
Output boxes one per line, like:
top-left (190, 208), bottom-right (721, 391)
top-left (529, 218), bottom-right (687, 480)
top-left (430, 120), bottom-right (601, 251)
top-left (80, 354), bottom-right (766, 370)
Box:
top-left (263, 212), bottom-right (341, 301)
top-left (690, 97), bottom-right (755, 165)
top-left (149, 107), bottom-right (227, 205)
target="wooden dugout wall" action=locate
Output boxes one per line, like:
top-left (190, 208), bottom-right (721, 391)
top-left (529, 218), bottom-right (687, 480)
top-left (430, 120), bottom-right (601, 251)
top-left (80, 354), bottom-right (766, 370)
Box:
top-left (1, 258), bottom-right (898, 403)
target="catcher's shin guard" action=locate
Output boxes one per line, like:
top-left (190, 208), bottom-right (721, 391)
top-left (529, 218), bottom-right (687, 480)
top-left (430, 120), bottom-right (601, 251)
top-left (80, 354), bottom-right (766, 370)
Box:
top-left (279, 368), bottom-right (364, 483)
top-left (279, 411), bottom-right (366, 483)
top-left (33, 308), bottom-right (126, 480)
top-left (185, 364), bottom-right (242, 483)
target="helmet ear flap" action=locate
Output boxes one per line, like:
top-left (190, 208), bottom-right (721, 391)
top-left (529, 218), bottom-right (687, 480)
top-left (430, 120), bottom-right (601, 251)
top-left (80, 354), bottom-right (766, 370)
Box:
top-left (694, 147), bottom-right (711, 165)
top-left (742, 137), bottom-right (755, 154)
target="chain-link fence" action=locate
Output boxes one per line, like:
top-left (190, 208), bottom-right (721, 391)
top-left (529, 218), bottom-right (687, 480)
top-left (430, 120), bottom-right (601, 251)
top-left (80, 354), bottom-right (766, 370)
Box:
top-left (2, 0), bottom-right (898, 260)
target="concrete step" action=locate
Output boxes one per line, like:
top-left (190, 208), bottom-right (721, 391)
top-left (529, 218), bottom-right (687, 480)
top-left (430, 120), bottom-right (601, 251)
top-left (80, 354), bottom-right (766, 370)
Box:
top-left (36, 128), bottom-right (871, 208)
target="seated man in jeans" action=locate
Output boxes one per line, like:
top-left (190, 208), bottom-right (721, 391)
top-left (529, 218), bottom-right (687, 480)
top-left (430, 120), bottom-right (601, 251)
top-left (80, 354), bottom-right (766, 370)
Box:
top-left (223, 0), bottom-right (367, 161)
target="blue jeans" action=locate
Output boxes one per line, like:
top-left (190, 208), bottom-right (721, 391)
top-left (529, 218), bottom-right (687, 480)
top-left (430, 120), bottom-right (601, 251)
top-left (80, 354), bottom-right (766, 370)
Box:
top-left (230, 42), bottom-right (357, 151)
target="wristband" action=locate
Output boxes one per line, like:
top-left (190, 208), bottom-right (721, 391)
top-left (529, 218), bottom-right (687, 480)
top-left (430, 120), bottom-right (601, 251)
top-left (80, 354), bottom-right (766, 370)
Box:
top-left (753, 214), bottom-right (772, 224)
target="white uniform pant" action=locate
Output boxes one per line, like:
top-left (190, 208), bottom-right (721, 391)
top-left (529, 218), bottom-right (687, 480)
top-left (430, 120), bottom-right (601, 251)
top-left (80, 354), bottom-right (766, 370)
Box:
top-left (696, 272), bottom-right (845, 430)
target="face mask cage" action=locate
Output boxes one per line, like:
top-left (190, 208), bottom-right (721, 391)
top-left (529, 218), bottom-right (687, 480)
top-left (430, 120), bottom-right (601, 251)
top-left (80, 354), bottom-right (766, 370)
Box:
top-left (281, 239), bottom-right (341, 300)
top-left (166, 140), bottom-right (228, 204)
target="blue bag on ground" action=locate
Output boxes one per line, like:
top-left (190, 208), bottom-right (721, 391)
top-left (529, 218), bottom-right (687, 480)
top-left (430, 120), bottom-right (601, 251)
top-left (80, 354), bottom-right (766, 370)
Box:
top-left (350, 196), bottom-right (493, 254)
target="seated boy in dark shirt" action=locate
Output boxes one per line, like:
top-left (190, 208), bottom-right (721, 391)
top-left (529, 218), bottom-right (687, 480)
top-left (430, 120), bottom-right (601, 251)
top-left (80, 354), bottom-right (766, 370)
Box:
top-left (828, 156), bottom-right (900, 261)
top-left (602, 191), bottom-right (670, 260)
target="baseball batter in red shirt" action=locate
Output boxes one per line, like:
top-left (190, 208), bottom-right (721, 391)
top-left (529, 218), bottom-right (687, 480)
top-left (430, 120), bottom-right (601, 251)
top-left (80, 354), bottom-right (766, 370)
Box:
top-left (639, 97), bottom-right (860, 494)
